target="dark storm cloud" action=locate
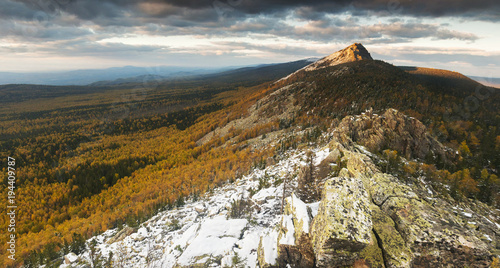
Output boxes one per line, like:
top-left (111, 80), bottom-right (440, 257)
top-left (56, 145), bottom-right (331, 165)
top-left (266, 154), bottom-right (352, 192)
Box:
top-left (130, 0), bottom-right (500, 21)
top-left (0, 0), bottom-right (480, 45)
top-left (0, 0), bottom-right (491, 74)
top-left (5, 0), bottom-right (499, 25)
top-left (200, 17), bottom-right (478, 42)
top-left (0, 0), bottom-right (39, 20)
top-left (232, 0), bottom-right (499, 20)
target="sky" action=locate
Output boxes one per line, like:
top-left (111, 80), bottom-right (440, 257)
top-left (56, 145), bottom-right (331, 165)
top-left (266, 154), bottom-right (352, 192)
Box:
top-left (0, 0), bottom-right (499, 78)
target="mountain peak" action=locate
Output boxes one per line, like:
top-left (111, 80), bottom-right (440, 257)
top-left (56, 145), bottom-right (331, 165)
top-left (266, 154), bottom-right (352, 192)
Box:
top-left (304, 43), bottom-right (373, 71)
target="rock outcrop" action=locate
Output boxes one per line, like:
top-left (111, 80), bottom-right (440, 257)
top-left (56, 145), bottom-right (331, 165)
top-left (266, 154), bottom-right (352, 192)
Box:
top-left (319, 133), bottom-right (498, 267)
top-left (265, 110), bottom-right (499, 267)
top-left (276, 194), bottom-right (319, 268)
top-left (334, 108), bottom-right (449, 162)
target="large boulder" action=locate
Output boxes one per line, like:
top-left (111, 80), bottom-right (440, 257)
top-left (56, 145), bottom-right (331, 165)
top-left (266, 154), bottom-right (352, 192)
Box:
top-left (310, 177), bottom-right (372, 267)
top-left (365, 172), bottom-right (495, 267)
top-left (324, 129), bottom-right (499, 267)
top-left (357, 231), bottom-right (385, 268)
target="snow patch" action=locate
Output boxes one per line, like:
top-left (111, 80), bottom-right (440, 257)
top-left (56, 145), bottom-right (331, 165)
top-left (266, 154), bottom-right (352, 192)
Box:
top-left (461, 212), bottom-right (473, 218)
top-left (314, 148), bottom-right (330, 166)
top-left (260, 229), bottom-right (279, 265)
top-left (287, 193), bottom-right (311, 233)
top-left (279, 215), bottom-right (295, 245)
top-left (176, 216), bottom-right (248, 265)
top-left (484, 234), bottom-right (493, 241)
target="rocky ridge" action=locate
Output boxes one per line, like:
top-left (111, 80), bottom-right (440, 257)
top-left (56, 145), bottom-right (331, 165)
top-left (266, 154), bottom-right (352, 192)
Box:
top-left (61, 109), bottom-right (500, 268)
top-left (333, 108), bottom-right (451, 162)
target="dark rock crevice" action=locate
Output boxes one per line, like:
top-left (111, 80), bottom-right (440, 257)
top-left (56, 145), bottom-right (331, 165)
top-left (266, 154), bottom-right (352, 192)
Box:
top-left (372, 228), bottom-right (389, 268)
top-left (370, 197), bottom-right (407, 244)
top-left (372, 194), bottom-right (418, 208)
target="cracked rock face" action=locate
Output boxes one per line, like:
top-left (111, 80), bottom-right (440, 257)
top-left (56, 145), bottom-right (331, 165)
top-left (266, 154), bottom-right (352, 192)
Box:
top-left (370, 204), bottom-right (412, 268)
top-left (310, 177), bottom-right (372, 267)
top-left (323, 132), bottom-right (498, 267)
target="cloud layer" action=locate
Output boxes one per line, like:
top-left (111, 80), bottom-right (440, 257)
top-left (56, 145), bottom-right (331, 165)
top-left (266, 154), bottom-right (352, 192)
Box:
top-left (0, 0), bottom-right (499, 76)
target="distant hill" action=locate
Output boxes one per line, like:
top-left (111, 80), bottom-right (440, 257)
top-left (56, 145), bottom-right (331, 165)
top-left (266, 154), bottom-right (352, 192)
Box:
top-left (0, 66), bottom-right (219, 86)
top-left (0, 60), bottom-right (315, 86)
top-left (469, 76), bottom-right (500, 88)
top-left (196, 59), bottom-right (315, 85)
top-left (91, 59), bottom-right (314, 87)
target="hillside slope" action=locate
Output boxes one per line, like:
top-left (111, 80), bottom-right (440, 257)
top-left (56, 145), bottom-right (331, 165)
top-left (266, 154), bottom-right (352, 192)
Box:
top-left (62, 109), bottom-right (500, 268)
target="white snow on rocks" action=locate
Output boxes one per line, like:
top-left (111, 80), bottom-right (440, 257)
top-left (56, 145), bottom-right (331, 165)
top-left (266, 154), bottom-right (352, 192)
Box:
top-left (286, 193), bottom-right (319, 234)
top-left (314, 148), bottom-right (330, 166)
top-left (63, 146), bottom-right (330, 268)
top-left (176, 216), bottom-right (248, 266)
top-left (259, 229), bottom-right (279, 266)
top-left (279, 215), bottom-right (296, 245)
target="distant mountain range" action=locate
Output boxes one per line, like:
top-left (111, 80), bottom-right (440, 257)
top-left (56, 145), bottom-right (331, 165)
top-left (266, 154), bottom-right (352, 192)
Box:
top-left (469, 76), bottom-right (500, 88)
top-left (0, 57), bottom-right (496, 88)
top-left (0, 66), bottom-right (224, 86)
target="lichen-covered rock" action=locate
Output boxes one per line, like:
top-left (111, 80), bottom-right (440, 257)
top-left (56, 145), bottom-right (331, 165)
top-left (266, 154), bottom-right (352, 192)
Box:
top-left (365, 171), bottom-right (495, 267)
top-left (323, 119), bottom-right (499, 267)
top-left (370, 204), bottom-right (412, 268)
top-left (311, 177), bottom-right (372, 267)
top-left (357, 231), bottom-right (385, 268)
top-left (343, 150), bottom-right (378, 178)
top-left (367, 173), bottom-right (418, 207)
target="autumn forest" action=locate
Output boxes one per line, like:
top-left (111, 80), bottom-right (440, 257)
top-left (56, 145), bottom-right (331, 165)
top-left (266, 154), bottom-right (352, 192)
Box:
top-left (0, 61), bottom-right (499, 267)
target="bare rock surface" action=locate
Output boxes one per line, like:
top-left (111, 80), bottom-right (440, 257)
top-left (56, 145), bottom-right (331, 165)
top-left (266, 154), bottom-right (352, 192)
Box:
top-left (310, 177), bottom-right (372, 267)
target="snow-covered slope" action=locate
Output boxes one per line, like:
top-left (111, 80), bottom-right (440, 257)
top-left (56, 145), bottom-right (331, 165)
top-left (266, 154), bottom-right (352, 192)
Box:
top-left (61, 146), bottom-right (332, 267)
